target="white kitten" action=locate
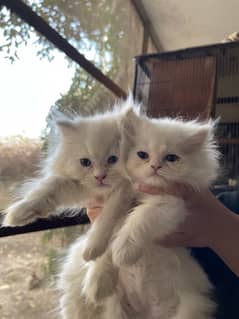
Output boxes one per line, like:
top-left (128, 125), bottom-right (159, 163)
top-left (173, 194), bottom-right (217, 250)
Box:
top-left (3, 105), bottom-right (131, 229)
top-left (109, 109), bottom-right (219, 319)
top-left (3, 102), bottom-right (135, 317)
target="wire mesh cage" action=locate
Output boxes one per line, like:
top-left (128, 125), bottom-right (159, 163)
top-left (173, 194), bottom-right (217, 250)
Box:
top-left (133, 42), bottom-right (239, 188)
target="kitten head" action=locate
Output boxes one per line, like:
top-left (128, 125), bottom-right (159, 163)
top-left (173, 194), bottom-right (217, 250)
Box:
top-left (120, 109), bottom-right (219, 189)
top-left (48, 109), bottom-right (126, 192)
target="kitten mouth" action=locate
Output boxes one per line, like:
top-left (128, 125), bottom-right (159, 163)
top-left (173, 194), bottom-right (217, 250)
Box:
top-left (97, 182), bottom-right (110, 187)
top-left (150, 172), bottom-right (160, 177)
top-left (148, 173), bottom-right (168, 185)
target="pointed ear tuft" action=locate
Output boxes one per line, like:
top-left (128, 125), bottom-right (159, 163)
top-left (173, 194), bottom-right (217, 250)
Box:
top-left (189, 127), bottom-right (209, 145)
top-left (56, 120), bottom-right (77, 136)
top-left (120, 108), bottom-right (140, 138)
top-left (185, 121), bottom-right (215, 151)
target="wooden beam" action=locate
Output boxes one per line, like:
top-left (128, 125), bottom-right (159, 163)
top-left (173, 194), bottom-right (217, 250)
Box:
top-left (0, 210), bottom-right (89, 237)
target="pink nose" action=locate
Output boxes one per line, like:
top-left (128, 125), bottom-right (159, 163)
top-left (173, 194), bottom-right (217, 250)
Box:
top-left (95, 175), bottom-right (106, 182)
top-left (151, 165), bottom-right (162, 171)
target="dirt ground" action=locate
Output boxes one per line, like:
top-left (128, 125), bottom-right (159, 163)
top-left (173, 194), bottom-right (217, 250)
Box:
top-left (0, 231), bottom-right (62, 319)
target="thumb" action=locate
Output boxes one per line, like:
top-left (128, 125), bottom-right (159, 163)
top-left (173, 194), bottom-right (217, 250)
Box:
top-left (155, 232), bottom-right (188, 247)
top-left (137, 183), bottom-right (165, 195)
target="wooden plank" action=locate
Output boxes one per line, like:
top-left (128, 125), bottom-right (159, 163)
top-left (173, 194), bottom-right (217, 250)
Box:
top-left (218, 138), bottom-right (239, 144)
top-left (145, 56), bottom-right (216, 119)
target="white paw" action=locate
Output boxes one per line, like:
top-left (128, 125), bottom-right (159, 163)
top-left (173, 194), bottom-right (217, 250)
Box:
top-left (83, 265), bottom-right (118, 303)
top-left (112, 235), bottom-right (142, 267)
top-left (83, 236), bottom-right (109, 261)
top-left (3, 200), bottom-right (45, 227)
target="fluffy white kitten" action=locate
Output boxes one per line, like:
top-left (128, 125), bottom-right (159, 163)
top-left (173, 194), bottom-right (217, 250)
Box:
top-left (108, 110), bottom-right (219, 319)
top-left (3, 106), bottom-right (132, 228)
top-left (2, 103), bottom-right (134, 317)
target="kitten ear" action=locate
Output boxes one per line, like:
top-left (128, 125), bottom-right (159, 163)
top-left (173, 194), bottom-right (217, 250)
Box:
top-left (120, 108), bottom-right (140, 138)
top-left (184, 121), bottom-right (215, 151)
top-left (56, 119), bottom-right (77, 136)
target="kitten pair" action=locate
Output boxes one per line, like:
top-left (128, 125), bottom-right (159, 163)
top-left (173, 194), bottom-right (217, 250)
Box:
top-left (3, 97), bottom-right (219, 319)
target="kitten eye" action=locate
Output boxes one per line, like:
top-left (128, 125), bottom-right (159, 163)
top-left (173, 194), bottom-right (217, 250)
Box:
top-left (107, 155), bottom-right (118, 165)
top-left (137, 151), bottom-right (149, 160)
top-left (164, 154), bottom-right (180, 162)
top-left (80, 158), bottom-right (92, 167)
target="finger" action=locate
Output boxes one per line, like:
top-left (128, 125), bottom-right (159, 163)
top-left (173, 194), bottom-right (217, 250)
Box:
top-left (88, 197), bottom-right (104, 207)
top-left (137, 183), bottom-right (165, 195)
top-left (137, 182), bottom-right (194, 199)
top-left (162, 240), bottom-right (190, 247)
top-left (155, 232), bottom-right (188, 246)
top-left (87, 207), bottom-right (102, 223)
top-left (164, 182), bottom-right (195, 200)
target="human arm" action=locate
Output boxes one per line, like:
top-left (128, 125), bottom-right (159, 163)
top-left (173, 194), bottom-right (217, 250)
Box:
top-left (138, 183), bottom-right (239, 277)
top-left (87, 205), bottom-right (103, 223)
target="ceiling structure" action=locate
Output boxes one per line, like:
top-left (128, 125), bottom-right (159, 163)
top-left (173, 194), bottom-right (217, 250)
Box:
top-left (140, 0), bottom-right (239, 52)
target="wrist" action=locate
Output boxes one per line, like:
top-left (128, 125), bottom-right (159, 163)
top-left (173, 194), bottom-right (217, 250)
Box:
top-left (207, 208), bottom-right (239, 276)
top-left (207, 202), bottom-right (235, 250)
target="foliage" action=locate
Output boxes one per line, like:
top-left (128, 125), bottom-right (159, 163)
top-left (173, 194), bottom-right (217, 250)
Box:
top-left (42, 247), bottom-right (59, 276)
top-left (1, 0), bottom-right (125, 65)
top-left (41, 225), bottom-right (88, 276)
top-left (0, 136), bottom-right (42, 209)
top-left (0, 0), bottom-right (132, 116)
top-left (0, 135), bottom-right (42, 182)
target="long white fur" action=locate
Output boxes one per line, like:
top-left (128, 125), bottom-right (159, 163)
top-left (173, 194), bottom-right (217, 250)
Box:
top-left (62, 107), bottom-right (219, 319)
top-left (3, 98), bottom-right (135, 319)
top-left (3, 102), bottom-right (133, 227)
top-left (4, 97), bottom-right (219, 318)
top-left (109, 110), bottom-right (219, 318)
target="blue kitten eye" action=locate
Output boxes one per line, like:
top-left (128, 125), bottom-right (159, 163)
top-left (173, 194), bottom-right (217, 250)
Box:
top-left (137, 151), bottom-right (149, 160)
top-left (165, 154), bottom-right (179, 162)
top-left (80, 158), bottom-right (91, 167)
top-left (107, 155), bottom-right (118, 165)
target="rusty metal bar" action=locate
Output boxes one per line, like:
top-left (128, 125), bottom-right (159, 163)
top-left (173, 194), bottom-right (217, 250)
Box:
top-left (0, 0), bottom-right (127, 99)
top-left (0, 210), bottom-right (89, 237)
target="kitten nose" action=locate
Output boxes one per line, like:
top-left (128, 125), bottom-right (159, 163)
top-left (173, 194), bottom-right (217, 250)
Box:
top-left (151, 165), bottom-right (162, 171)
top-left (95, 174), bottom-right (106, 182)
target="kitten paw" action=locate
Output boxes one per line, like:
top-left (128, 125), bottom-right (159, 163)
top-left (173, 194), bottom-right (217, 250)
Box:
top-left (83, 236), bottom-right (109, 261)
top-left (112, 236), bottom-right (142, 267)
top-left (83, 265), bottom-right (118, 303)
top-left (3, 200), bottom-right (47, 226)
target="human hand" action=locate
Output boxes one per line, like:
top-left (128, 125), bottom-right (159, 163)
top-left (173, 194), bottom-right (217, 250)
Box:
top-left (87, 197), bottom-right (104, 223)
top-left (137, 183), bottom-right (222, 248)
